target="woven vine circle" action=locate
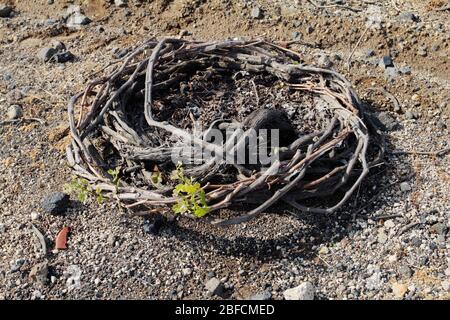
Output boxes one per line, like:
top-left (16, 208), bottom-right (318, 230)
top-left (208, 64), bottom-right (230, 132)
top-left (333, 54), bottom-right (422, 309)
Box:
top-left (66, 38), bottom-right (384, 225)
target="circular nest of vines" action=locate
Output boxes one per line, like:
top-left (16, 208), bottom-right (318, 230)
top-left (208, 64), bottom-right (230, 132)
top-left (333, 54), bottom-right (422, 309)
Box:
top-left (67, 38), bottom-right (384, 226)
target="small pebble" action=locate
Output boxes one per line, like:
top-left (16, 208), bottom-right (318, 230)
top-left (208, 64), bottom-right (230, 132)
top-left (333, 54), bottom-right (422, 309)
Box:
top-left (400, 182), bottom-right (411, 192)
top-left (283, 282), bottom-right (315, 300)
top-left (292, 31), bottom-right (301, 40)
top-left (318, 246), bottom-right (329, 255)
top-left (405, 111), bottom-right (415, 119)
top-left (377, 112), bottom-right (398, 131)
top-left (37, 47), bottom-right (58, 62)
top-left (392, 282), bottom-right (408, 298)
top-left (143, 215), bottom-right (164, 235)
top-left (250, 291), bottom-right (272, 300)
top-left (0, 5), bottom-right (12, 18)
top-left (399, 66), bottom-right (412, 75)
top-left (366, 49), bottom-right (376, 57)
top-left (7, 105), bottom-right (22, 120)
top-left (379, 56), bottom-right (394, 69)
top-left (398, 265), bottom-right (413, 278)
top-left (205, 277), bottom-right (225, 297)
top-left (384, 220), bottom-right (395, 229)
top-left (251, 6), bottom-right (262, 19)
top-left (417, 48), bottom-right (427, 57)
top-left (182, 268), bottom-right (192, 276)
top-left (430, 223), bottom-right (447, 236)
top-left (377, 230), bottom-right (388, 244)
top-left (115, 0), bottom-right (128, 7)
top-left (318, 55), bottom-right (333, 68)
top-left (11, 259), bottom-right (25, 273)
top-left (66, 5), bottom-right (81, 15)
top-left (41, 192), bottom-right (70, 215)
top-left (397, 12), bottom-right (418, 23)
top-left (66, 13), bottom-right (91, 28)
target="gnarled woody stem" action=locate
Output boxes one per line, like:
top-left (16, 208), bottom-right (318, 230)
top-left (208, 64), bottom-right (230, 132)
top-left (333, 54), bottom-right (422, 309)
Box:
top-left (66, 38), bottom-right (384, 226)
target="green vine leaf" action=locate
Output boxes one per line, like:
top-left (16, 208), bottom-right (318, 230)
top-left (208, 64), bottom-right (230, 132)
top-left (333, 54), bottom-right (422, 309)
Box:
top-left (64, 177), bottom-right (104, 205)
top-left (170, 163), bottom-right (209, 218)
top-left (107, 167), bottom-right (121, 191)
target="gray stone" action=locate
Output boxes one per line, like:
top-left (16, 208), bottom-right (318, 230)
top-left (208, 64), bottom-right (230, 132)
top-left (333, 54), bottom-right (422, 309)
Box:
top-left (398, 265), bottom-right (412, 278)
top-left (6, 89), bottom-right (23, 103)
top-left (430, 223), bottom-right (448, 236)
top-left (377, 112), bottom-right (398, 131)
top-left (37, 47), bottom-right (58, 62)
top-left (331, 54), bottom-right (342, 62)
top-left (251, 7), bottom-right (262, 19)
top-left (96, 25), bottom-right (105, 33)
top-left (41, 192), bottom-right (70, 215)
top-left (283, 282), bottom-right (315, 300)
top-left (318, 55), bottom-right (333, 68)
top-left (379, 56), bottom-right (394, 69)
top-left (366, 49), bottom-right (375, 57)
top-left (431, 44), bottom-right (440, 52)
top-left (445, 268), bottom-right (450, 277)
top-left (400, 182), bottom-right (411, 192)
top-left (442, 280), bottom-right (449, 291)
top-left (410, 237), bottom-right (422, 247)
top-left (7, 105), bottom-right (22, 120)
top-left (57, 51), bottom-right (75, 63)
top-left (29, 262), bottom-right (48, 286)
top-left (384, 66), bottom-right (398, 80)
top-left (0, 5), bottom-right (12, 18)
top-left (143, 215), bottom-right (163, 235)
top-left (65, 265), bottom-right (82, 291)
top-left (437, 121), bottom-right (447, 130)
top-left (417, 48), bottom-right (427, 57)
top-left (114, 48), bottom-right (128, 59)
top-left (399, 66), bottom-right (412, 75)
top-left (66, 5), bottom-right (81, 16)
top-left (115, 0), bottom-right (128, 7)
top-left (66, 13), bottom-right (91, 28)
top-left (50, 40), bottom-right (66, 51)
top-left (419, 256), bottom-right (429, 266)
top-left (405, 111), bottom-right (415, 119)
top-left (319, 246), bottom-right (329, 254)
top-left (205, 277), bottom-right (225, 296)
top-left (107, 234), bottom-right (117, 247)
top-left (377, 230), bottom-right (388, 244)
top-left (44, 18), bottom-right (59, 26)
top-left (31, 211), bottom-right (39, 221)
top-left (437, 235), bottom-right (446, 247)
top-left (365, 272), bottom-right (383, 290)
top-left (384, 220), bottom-right (395, 229)
top-left (250, 291), bottom-right (272, 300)
top-left (10, 258), bottom-right (25, 272)
top-left (398, 12), bottom-right (418, 23)
top-left (182, 268), bottom-right (192, 276)
top-left (292, 31), bottom-right (301, 40)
